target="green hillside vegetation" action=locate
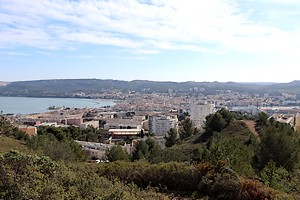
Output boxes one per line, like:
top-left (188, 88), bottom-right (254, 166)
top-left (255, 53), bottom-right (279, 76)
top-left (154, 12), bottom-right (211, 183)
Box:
top-left (0, 151), bottom-right (166, 199)
top-left (1, 110), bottom-right (300, 199)
top-left (0, 116), bottom-right (31, 154)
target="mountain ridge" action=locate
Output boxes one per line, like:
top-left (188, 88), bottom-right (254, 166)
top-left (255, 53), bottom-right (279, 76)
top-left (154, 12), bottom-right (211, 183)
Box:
top-left (0, 79), bottom-right (300, 98)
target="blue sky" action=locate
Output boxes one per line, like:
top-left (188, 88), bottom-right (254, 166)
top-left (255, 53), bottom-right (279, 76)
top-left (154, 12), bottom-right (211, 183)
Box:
top-left (0, 0), bottom-right (300, 83)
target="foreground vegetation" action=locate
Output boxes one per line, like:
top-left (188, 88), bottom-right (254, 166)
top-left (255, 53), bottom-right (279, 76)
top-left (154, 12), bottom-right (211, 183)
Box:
top-left (0, 151), bottom-right (165, 199)
top-left (1, 110), bottom-right (300, 199)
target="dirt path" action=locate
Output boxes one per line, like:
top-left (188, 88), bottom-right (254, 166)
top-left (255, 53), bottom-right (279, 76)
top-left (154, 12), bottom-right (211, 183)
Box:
top-left (242, 120), bottom-right (260, 142)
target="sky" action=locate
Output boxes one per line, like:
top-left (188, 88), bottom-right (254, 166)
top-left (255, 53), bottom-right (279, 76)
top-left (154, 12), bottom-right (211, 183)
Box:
top-left (0, 0), bottom-right (300, 83)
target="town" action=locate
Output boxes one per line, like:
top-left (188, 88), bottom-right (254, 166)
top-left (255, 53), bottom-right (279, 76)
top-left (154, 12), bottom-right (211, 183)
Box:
top-left (5, 88), bottom-right (300, 161)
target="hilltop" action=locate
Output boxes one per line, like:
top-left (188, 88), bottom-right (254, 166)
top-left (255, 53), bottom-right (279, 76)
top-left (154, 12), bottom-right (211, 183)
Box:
top-left (1, 111), bottom-right (299, 199)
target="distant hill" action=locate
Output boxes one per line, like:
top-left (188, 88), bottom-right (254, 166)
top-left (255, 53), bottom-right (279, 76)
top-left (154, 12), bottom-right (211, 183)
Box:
top-left (0, 79), bottom-right (299, 98)
top-left (238, 82), bottom-right (276, 85)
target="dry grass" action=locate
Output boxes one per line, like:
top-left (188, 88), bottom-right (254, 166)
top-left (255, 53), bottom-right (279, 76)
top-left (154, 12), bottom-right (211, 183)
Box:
top-left (242, 120), bottom-right (261, 141)
top-left (0, 135), bottom-right (30, 154)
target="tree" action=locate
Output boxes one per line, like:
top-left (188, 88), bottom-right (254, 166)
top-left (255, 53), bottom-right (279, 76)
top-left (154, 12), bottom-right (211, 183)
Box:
top-left (255, 112), bottom-right (269, 132)
top-left (38, 126), bottom-right (67, 141)
top-left (0, 150), bottom-right (62, 199)
top-left (145, 137), bottom-right (162, 162)
top-left (205, 113), bottom-right (226, 134)
top-left (204, 109), bottom-right (235, 136)
top-left (132, 140), bottom-right (149, 161)
top-left (106, 146), bottom-right (130, 162)
top-left (179, 118), bottom-right (198, 140)
top-left (219, 108), bottom-right (234, 124)
top-left (256, 124), bottom-right (300, 171)
top-left (165, 128), bottom-right (179, 147)
top-left (132, 138), bottom-right (162, 162)
top-left (139, 129), bottom-right (145, 138)
top-left (178, 112), bottom-right (189, 121)
top-left (0, 116), bottom-right (28, 140)
top-left (26, 134), bottom-right (87, 162)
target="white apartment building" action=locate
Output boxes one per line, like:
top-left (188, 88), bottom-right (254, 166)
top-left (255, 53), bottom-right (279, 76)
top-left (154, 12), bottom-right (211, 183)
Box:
top-left (190, 102), bottom-right (215, 128)
top-left (149, 115), bottom-right (178, 136)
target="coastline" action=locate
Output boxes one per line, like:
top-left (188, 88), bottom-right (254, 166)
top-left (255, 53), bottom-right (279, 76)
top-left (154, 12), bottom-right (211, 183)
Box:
top-left (0, 96), bottom-right (116, 115)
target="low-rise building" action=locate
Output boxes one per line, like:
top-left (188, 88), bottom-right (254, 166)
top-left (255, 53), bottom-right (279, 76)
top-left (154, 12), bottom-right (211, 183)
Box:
top-left (80, 120), bottom-right (99, 129)
top-left (75, 140), bottom-right (134, 159)
top-left (18, 126), bottom-right (37, 136)
top-left (104, 118), bottom-right (142, 130)
top-left (75, 141), bottom-right (114, 159)
top-left (66, 117), bottom-right (83, 126)
top-left (108, 128), bottom-right (142, 140)
top-left (270, 113), bottom-right (295, 127)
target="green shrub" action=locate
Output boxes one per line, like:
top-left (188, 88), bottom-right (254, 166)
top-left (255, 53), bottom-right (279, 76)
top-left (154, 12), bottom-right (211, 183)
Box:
top-left (0, 151), bottom-right (166, 199)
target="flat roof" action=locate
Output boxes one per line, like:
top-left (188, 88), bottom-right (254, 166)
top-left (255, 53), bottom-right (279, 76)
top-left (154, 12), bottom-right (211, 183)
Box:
top-left (108, 129), bottom-right (142, 135)
top-left (109, 129), bottom-right (141, 132)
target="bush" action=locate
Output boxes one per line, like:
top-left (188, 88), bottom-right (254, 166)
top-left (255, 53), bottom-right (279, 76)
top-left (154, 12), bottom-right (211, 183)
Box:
top-left (96, 161), bottom-right (200, 192)
top-left (0, 151), bottom-right (166, 199)
top-left (106, 145), bottom-right (130, 162)
top-left (26, 134), bottom-right (87, 162)
top-left (255, 124), bottom-right (300, 171)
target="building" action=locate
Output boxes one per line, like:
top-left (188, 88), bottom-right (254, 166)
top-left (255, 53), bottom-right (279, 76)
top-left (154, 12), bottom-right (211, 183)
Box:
top-left (75, 141), bottom-right (114, 159)
top-left (66, 117), bottom-right (83, 126)
top-left (148, 115), bottom-right (178, 136)
top-left (76, 140), bottom-right (134, 159)
top-left (270, 114), bottom-right (295, 127)
top-left (80, 120), bottom-right (99, 129)
top-left (18, 126), bottom-right (37, 136)
top-left (108, 129), bottom-right (142, 140)
top-left (295, 113), bottom-right (300, 133)
top-left (190, 102), bottom-right (215, 128)
top-left (229, 105), bottom-right (259, 115)
top-left (103, 118), bottom-right (142, 130)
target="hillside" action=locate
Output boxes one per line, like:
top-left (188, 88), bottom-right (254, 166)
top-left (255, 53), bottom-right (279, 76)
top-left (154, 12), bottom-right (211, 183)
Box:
top-left (160, 120), bottom-right (256, 163)
top-left (0, 79), bottom-right (300, 98)
top-left (0, 135), bottom-right (30, 153)
top-left (1, 115), bottom-right (299, 199)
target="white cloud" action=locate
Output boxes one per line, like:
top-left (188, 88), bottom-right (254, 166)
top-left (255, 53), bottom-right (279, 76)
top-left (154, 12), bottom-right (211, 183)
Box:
top-left (68, 55), bottom-right (95, 59)
top-left (35, 51), bottom-right (52, 56)
top-left (0, 0), bottom-right (299, 57)
top-left (0, 51), bottom-right (31, 56)
top-left (249, 0), bottom-right (300, 4)
top-left (132, 49), bottom-right (160, 55)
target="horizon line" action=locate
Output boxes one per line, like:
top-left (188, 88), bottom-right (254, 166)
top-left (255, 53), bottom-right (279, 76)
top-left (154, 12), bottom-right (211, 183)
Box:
top-left (0, 78), bottom-right (298, 84)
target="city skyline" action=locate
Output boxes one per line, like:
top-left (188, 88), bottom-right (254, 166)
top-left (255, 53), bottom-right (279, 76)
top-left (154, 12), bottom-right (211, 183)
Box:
top-left (1, 0), bottom-right (300, 83)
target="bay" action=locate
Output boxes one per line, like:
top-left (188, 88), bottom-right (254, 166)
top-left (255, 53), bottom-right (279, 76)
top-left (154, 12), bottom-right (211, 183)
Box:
top-left (0, 96), bottom-right (115, 115)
